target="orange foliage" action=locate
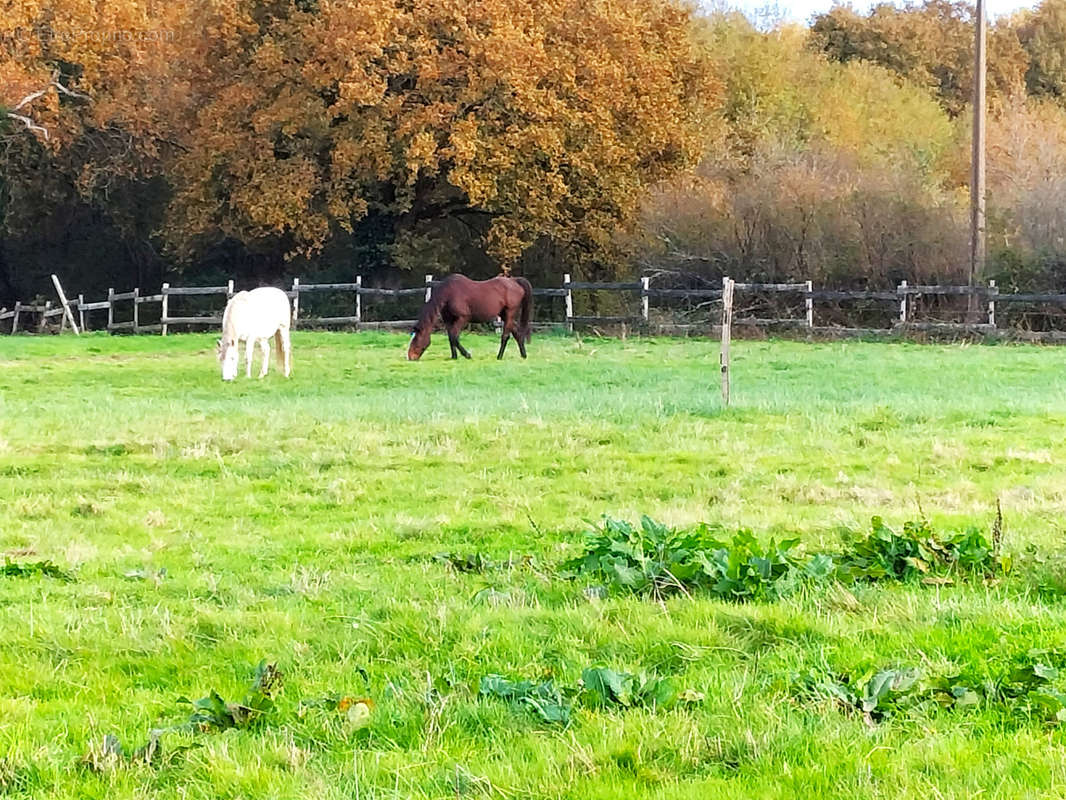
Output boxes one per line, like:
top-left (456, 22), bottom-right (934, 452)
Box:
top-left (3, 0), bottom-right (715, 269)
top-left (158, 0), bottom-right (718, 264)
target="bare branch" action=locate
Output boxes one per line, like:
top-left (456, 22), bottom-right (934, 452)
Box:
top-left (5, 73), bottom-right (89, 141)
top-left (11, 87), bottom-right (51, 112)
top-left (50, 78), bottom-right (89, 101)
top-left (5, 112), bottom-right (50, 140)
top-left (12, 73), bottom-right (88, 111)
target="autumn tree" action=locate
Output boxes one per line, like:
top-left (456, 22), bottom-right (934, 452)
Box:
top-left (808, 1), bottom-right (1028, 115)
top-left (640, 13), bottom-right (967, 288)
top-left (0, 1), bottom-right (190, 300)
top-left (1013, 0), bottom-right (1066, 102)
top-left (160, 0), bottom-right (717, 274)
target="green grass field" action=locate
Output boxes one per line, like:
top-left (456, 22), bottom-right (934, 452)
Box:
top-left (3, 331), bottom-right (1066, 799)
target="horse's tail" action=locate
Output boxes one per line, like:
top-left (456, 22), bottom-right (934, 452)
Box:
top-left (516, 277), bottom-right (534, 343)
top-left (274, 328), bottom-right (285, 366)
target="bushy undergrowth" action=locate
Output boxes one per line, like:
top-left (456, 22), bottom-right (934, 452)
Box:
top-left (565, 513), bottom-right (1007, 600)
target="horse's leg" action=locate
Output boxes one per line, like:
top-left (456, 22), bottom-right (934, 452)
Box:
top-left (439, 309), bottom-right (458, 359)
top-left (445, 320), bottom-right (460, 359)
top-left (452, 316), bottom-right (472, 359)
top-left (245, 338), bottom-right (255, 378)
top-left (509, 293), bottom-right (528, 358)
top-left (445, 320), bottom-right (471, 360)
top-left (280, 328), bottom-right (292, 377)
top-left (258, 338), bottom-right (270, 378)
top-left (497, 309), bottom-right (517, 359)
top-left (516, 319), bottom-right (527, 359)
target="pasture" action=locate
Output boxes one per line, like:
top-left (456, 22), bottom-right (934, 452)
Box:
top-left (3, 331), bottom-right (1066, 799)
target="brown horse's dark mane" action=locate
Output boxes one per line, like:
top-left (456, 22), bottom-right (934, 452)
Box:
top-left (414, 283), bottom-right (448, 332)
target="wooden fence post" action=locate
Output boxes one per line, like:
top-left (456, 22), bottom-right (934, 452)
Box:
top-left (355, 275), bottom-right (362, 326)
top-left (38, 301), bottom-right (52, 333)
top-left (805, 279), bottom-right (814, 328)
top-left (51, 274), bottom-right (80, 335)
top-left (132, 287), bottom-right (140, 334)
top-left (898, 280), bottom-right (908, 325)
top-left (226, 280), bottom-right (234, 299)
top-left (107, 288), bottom-right (115, 331)
top-left (11, 302), bottom-right (20, 334)
top-left (291, 278), bottom-right (300, 328)
top-left (641, 276), bottom-right (650, 324)
top-left (161, 283), bottom-right (169, 336)
top-left (78, 294), bottom-right (86, 332)
top-left (563, 273), bottom-right (573, 333)
top-left (721, 277), bottom-right (734, 407)
top-left (425, 274), bottom-right (433, 303)
top-left (988, 280), bottom-right (997, 327)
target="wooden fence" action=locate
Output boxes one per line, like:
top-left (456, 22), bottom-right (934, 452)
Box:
top-left (5, 274), bottom-right (1066, 339)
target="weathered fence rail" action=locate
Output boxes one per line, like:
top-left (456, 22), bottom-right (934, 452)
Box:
top-left (7, 274), bottom-right (1066, 340)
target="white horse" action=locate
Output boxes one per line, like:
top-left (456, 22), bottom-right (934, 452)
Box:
top-left (216, 287), bottom-right (292, 381)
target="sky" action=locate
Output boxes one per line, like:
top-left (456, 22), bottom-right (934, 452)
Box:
top-left (716, 0), bottom-right (1039, 25)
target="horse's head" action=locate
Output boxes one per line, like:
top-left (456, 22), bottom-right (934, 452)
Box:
top-left (407, 324), bottom-right (431, 360)
top-left (217, 337), bottom-right (239, 380)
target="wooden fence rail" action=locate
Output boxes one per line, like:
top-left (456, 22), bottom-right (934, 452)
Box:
top-left (8, 275), bottom-right (1066, 339)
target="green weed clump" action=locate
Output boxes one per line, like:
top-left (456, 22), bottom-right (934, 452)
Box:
top-left (85, 661), bottom-right (284, 771)
top-left (794, 650), bottom-right (1066, 726)
top-left (562, 515), bottom-right (810, 601)
top-left (480, 666), bottom-right (696, 726)
top-left (579, 666), bottom-right (679, 710)
top-left (479, 676), bottom-right (572, 726)
top-left (175, 660), bottom-right (283, 732)
top-left (1, 558), bottom-right (74, 581)
top-left (565, 513), bottom-right (1007, 600)
top-left (837, 515), bottom-right (1009, 582)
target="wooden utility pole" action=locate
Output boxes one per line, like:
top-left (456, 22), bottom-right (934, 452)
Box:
top-left (969, 0), bottom-right (987, 317)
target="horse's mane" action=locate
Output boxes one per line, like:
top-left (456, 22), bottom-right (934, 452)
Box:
top-left (414, 281), bottom-right (449, 331)
top-left (221, 292), bottom-right (246, 342)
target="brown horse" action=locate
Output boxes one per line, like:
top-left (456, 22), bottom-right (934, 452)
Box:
top-left (407, 274), bottom-right (533, 361)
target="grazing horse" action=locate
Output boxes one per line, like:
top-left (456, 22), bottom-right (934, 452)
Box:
top-left (408, 274), bottom-right (533, 361)
top-left (217, 286), bottom-right (292, 381)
